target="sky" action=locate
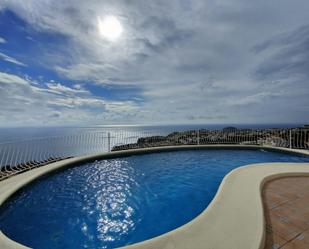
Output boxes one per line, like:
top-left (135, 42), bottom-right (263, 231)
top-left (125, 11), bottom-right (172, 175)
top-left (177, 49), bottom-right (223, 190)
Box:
top-left (0, 0), bottom-right (308, 126)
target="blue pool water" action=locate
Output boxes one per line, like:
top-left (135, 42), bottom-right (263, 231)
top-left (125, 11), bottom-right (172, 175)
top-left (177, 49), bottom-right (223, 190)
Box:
top-left (1, 149), bottom-right (309, 249)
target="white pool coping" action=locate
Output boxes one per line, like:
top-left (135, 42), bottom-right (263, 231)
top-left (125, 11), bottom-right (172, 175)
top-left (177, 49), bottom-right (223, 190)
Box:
top-left (0, 145), bottom-right (308, 249)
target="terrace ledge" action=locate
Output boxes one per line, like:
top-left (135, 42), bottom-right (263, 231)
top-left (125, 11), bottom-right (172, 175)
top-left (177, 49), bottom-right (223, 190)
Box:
top-left (0, 145), bottom-right (308, 249)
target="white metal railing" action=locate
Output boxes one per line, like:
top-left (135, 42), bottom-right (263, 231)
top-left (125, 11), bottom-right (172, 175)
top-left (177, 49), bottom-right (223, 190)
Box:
top-left (0, 128), bottom-right (308, 181)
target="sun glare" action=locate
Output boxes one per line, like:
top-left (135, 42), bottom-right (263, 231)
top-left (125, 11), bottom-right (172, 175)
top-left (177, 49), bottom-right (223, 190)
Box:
top-left (98, 16), bottom-right (123, 41)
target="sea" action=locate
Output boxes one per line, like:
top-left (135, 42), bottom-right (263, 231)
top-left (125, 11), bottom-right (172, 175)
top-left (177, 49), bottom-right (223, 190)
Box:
top-left (0, 123), bottom-right (303, 143)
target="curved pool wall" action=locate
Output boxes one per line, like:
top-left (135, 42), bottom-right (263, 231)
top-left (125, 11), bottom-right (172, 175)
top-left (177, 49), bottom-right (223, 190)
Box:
top-left (0, 145), bottom-right (309, 249)
top-left (4, 149), bottom-right (309, 249)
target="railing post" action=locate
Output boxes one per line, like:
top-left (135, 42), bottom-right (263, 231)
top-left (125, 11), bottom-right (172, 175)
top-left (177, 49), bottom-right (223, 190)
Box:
top-left (289, 129), bottom-right (292, 149)
top-left (108, 132), bottom-right (111, 152)
top-left (197, 130), bottom-right (200, 145)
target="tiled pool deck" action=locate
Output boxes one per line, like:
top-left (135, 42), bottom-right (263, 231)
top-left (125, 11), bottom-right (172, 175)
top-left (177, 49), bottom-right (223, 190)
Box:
top-left (263, 177), bottom-right (309, 249)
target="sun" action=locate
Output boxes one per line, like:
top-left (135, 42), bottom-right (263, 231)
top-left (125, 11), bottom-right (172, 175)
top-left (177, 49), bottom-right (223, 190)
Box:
top-left (98, 16), bottom-right (123, 41)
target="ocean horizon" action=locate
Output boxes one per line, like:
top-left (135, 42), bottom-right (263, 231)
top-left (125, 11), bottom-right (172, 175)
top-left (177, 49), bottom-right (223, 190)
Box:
top-left (0, 123), bottom-right (305, 144)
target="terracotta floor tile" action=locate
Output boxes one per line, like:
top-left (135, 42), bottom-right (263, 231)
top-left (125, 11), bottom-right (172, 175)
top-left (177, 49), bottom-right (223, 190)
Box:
top-left (270, 180), bottom-right (301, 191)
top-left (263, 191), bottom-right (292, 210)
top-left (294, 230), bottom-right (309, 244)
top-left (281, 232), bottom-right (309, 249)
top-left (281, 241), bottom-right (307, 249)
top-left (263, 228), bottom-right (287, 249)
top-left (299, 190), bottom-right (309, 199)
top-left (266, 212), bottom-right (303, 241)
top-left (267, 177), bottom-right (309, 195)
top-left (271, 206), bottom-right (309, 231)
top-left (263, 177), bottom-right (309, 249)
top-left (285, 198), bottom-right (309, 216)
top-left (280, 192), bottom-right (301, 201)
top-left (291, 177), bottom-right (309, 189)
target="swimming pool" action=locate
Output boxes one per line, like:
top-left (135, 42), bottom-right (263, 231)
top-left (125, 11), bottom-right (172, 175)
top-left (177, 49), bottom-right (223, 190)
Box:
top-left (1, 149), bottom-right (309, 249)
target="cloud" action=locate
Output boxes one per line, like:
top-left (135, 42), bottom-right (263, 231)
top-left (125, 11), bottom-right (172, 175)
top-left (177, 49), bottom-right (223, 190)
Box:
top-left (54, 62), bottom-right (121, 84)
top-left (253, 25), bottom-right (309, 82)
top-left (0, 71), bottom-right (28, 85)
top-left (0, 36), bottom-right (6, 43)
top-left (227, 91), bottom-right (285, 107)
top-left (49, 111), bottom-right (61, 118)
top-left (0, 52), bottom-right (27, 66)
top-left (0, 0), bottom-right (308, 125)
top-left (45, 82), bottom-right (90, 95)
top-left (0, 71), bottom-right (140, 126)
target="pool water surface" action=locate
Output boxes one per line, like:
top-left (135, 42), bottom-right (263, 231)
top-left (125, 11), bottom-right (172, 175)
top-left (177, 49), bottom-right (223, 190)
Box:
top-left (1, 149), bottom-right (309, 249)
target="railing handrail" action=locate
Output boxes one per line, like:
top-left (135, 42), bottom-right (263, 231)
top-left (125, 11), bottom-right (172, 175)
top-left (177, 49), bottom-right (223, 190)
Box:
top-left (0, 131), bottom-right (109, 146)
top-left (0, 127), bottom-right (308, 181)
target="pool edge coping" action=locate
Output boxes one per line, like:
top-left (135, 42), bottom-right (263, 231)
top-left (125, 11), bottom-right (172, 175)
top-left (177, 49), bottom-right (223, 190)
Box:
top-left (0, 145), bottom-right (308, 249)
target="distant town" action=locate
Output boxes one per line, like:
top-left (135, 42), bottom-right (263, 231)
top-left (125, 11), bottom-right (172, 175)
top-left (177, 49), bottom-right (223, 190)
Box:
top-left (112, 125), bottom-right (309, 151)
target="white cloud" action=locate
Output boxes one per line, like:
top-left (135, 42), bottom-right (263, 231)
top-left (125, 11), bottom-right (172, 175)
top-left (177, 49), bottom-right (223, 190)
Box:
top-left (45, 82), bottom-right (89, 95)
top-left (0, 0), bottom-right (308, 124)
top-left (227, 92), bottom-right (284, 107)
top-left (0, 71), bottom-right (140, 126)
top-left (0, 72), bottom-right (28, 85)
top-left (0, 36), bottom-right (6, 43)
top-left (54, 63), bottom-right (121, 84)
top-left (0, 52), bottom-right (27, 66)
